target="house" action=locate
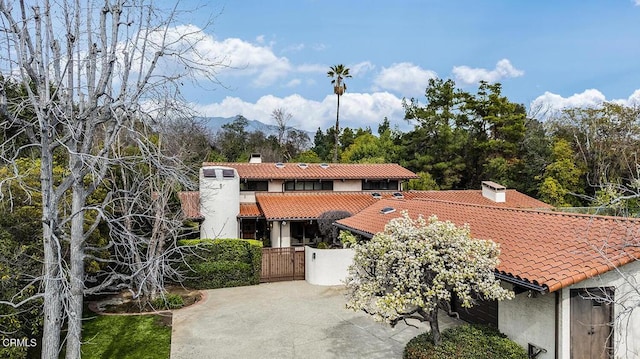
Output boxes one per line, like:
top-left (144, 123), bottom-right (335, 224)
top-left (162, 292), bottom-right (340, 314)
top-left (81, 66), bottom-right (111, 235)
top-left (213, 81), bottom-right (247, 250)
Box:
top-left (178, 154), bottom-right (418, 246)
top-left (335, 198), bottom-right (640, 359)
top-left (178, 156), bottom-right (550, 247)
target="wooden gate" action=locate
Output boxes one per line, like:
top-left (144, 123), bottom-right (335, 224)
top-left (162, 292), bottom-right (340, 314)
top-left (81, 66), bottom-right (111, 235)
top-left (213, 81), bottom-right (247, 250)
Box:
top-left (261, 247), bottom-right (305, 282)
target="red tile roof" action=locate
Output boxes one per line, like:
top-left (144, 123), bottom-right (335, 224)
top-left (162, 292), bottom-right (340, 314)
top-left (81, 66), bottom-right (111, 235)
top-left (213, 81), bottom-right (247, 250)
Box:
top-left (405, 190), bottom-right (552, 209)
top-left (239, 203), bottom-right (263, 218)
top-left (201, 162), bottom-right (419, 180)
top-left (255, 192), bottom-right (384, 220)
top-left (177, 191), bottom-right (201, 219)
top-left (336, 198), bottom-right (640, 293)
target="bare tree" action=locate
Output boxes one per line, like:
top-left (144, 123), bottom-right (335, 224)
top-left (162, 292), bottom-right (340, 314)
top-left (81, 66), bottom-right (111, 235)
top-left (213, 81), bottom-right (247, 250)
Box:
top-left (271, 107), bottom-right (292, 146)
top-left (0, 1), bottom-right (224, 358)
top-left (103, 127), bottom-right (196, 307)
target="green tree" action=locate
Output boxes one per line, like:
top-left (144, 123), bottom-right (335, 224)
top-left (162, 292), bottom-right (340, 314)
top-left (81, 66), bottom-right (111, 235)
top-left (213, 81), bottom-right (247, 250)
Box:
top-left (407, 171), bottom-right (439, 190)
top-left (311, 127), bottom-right (335, 162)
top-left (215, 115), bottom-right (250, 161)
top-left (346, 212), bottom-right (513, 345)
top-left (537, 138), bottom-right (585, 207)
top-left (402, 78), bottom-right (468, 189)
top-left (327, 64), bottom-right (352, 163)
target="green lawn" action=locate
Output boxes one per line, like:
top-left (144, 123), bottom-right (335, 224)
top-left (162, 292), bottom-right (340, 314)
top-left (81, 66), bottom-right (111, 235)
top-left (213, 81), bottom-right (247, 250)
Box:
top-left (81, 314), bottom-right (171, 359)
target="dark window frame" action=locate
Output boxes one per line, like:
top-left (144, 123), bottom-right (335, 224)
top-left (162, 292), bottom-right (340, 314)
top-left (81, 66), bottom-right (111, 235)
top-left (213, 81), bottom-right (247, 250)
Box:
top-left (240, 180), bottom-right (269, 191)
top-left (284, 180), bottom-right (333, 191)
top-left (362, 180), bottom-right (399, 191)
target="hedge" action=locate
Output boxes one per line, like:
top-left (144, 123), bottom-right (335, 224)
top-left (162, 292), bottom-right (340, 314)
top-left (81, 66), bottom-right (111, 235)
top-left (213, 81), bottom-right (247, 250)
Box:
top-left (178, 238), bottom-right (262, 289)
top-left (404, 324), bottom-right (527, 359)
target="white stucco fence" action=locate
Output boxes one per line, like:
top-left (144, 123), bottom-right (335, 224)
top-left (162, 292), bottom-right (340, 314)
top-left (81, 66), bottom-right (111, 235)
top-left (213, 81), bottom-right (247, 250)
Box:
top-left (305, 246), bottom-right (355, 286)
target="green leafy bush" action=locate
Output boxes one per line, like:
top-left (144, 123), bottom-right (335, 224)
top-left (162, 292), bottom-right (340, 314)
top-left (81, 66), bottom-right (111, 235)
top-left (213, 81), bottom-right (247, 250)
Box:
top-left (179, 238), bottom-right (262, 289)
top-left (152, 293), bottom-right (185, 310)
top-left (316, 241), bottom-right (330, 249)
top-left (403, 324), bottom-right (527, 359)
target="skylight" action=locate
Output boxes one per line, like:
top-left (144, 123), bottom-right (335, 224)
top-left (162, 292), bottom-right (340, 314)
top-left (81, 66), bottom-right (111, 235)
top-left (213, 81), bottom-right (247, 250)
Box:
top-left (392, 192), bottom-right (404, 199)
top-left (319, 163), bottom-right (329, 169)
top-left (275, 162), bottom-right (285, 168)
top-left (298, 163), bottom-right (308, 169)
top-left (380, 207), bottom-right (396, 214)
top-left (372, 192), bottom-right (382, 199)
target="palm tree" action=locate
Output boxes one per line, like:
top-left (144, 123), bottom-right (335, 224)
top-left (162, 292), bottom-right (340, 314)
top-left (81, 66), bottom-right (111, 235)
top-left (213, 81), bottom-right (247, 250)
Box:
top-left (327, 64), bottom-right (352, 163)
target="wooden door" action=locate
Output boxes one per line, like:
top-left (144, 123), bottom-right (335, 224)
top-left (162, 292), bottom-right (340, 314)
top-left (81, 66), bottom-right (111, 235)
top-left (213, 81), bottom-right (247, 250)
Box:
top-left (570, 288), bottom-right (613, 359)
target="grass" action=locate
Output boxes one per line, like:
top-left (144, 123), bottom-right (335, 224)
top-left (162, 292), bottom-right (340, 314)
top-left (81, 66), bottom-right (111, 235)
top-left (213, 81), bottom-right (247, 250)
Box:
top-left (81, 313), bottom-right (171, 359)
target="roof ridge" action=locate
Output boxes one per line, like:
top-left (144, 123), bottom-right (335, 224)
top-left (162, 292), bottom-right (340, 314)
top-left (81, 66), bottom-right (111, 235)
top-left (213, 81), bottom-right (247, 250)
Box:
top-left (412, 198), bottom-right (640, 223)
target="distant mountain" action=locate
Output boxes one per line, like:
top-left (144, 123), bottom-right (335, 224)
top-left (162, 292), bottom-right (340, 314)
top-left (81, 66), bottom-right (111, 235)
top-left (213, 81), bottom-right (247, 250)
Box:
top-left (196, 116), bottom-right (315, 139)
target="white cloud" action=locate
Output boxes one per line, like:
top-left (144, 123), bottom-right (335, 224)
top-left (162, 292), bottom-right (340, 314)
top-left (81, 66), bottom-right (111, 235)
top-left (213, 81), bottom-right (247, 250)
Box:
top-left (296, 64), bottom-right (326, 73)
top-left (282, 43), bottom-right (305, 53)
top-left (373, 62), bottom-right (437, 97)
top-left (529, 89), bottom-right (640, 119)
top-left (350, 61), bottom-right (375, 77)
top-left (635, 0), bottom-right (640, 6)
top-left (191, 91), bottom-right (406, 132)
top-left (150, 25), bottom-right (293, 87)
top-left (285, 79), bottom-right (302, 87)
top-left (452, 59), bottom-right (524, 85)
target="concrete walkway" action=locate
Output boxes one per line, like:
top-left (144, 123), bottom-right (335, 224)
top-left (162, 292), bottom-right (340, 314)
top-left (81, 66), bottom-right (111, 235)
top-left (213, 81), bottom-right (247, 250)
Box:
top-left (171, 281), bottom-right (461, 359)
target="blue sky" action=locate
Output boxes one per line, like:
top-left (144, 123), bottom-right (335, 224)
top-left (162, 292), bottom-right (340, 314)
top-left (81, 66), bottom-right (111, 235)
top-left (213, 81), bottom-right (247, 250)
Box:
top-left (167, 0), bottom-right (640, 132)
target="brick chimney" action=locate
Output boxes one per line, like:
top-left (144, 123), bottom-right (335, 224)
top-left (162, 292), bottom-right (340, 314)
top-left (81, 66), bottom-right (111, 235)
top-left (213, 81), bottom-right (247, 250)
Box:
top-left (482, 181), bottom-right (506, 203)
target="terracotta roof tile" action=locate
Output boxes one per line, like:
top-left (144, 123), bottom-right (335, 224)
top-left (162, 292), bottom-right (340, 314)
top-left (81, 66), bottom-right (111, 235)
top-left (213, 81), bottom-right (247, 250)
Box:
top-left (255, 192), bottom-right (383, 220)
top-left (405, 190), bottom-right (552, 209)
top-left (336, 198), bottom-right (640, 293)
top-left (202, 162), bottom-right (419, 180)
top-left (177, 191), bottom-right (201, 219)
top-left (239, 203), bottom-right (263, 218)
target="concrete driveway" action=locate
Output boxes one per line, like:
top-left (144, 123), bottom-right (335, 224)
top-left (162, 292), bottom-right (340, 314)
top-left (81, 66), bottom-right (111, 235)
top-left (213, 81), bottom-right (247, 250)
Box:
top-left (171, 281), bottom-right (460, 359)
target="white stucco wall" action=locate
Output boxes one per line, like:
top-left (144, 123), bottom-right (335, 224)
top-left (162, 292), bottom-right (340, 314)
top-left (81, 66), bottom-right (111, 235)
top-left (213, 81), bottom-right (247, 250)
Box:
top-left (305, 247), bottom-right (354, 285)
top-left (498, 284), bottom-right (557, 359)
top-left (199, 167), bottom-right (239, 239)
top-left (268, 180), bottom-right (284, 192)
top-left (499, 260), bottom-right (640, 359)
top-left (561, 260), bottom-right (640, 359)
top-left (270, 221), bottom-right (291, 248)
top-left (333, 180), bottom-right (361, 192)
top-left (239, 192), bottom-right (256, 203)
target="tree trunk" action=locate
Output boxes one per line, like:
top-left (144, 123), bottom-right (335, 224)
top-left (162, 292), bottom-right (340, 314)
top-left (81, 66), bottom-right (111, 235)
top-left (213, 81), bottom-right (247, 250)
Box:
top-left (65, 182), bottom-right (87, 359)
top-left (40, 132), bottom-right (63, 359)
top-left (429, 308), bottom-right (441, 346)
top-left (333, 93), bottom-right (340, 163)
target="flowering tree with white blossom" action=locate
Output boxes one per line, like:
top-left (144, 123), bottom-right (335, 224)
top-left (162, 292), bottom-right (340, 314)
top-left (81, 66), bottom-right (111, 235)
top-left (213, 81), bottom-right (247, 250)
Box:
top-left (345, 212), bottom-right (514, 345)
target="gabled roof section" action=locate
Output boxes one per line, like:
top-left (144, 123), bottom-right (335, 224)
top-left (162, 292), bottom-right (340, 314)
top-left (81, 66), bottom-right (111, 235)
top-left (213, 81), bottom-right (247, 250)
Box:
top-left (177, 191), bottom-right (202, 220)
top-left (201, 162), bottom-right (419, 180)
top-left (405, 189), bottom-right (553, 209)
top-left (239, 203), bottom-right (263, 218)
top-left (336, 198), bottom-right (640, 293)
top-left (255, 192), bottom-right (384, 221)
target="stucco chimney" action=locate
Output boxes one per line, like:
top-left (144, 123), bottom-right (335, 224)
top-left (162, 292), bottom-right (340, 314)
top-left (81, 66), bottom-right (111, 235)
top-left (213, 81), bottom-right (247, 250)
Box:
top-left (249, 153), bottom-right (262, 163)
top-left (482, 181), bottom-right (506, 203)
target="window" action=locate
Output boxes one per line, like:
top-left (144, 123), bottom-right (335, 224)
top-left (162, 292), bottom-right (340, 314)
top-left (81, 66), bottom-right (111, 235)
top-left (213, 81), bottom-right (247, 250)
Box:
top-left (202, 168), bottom-right (216, 178)
top-left (240, 181), bottom-right (269, 191)
top-left (284, 180), bottom-right (333, 191)
top-left (222, 169), bottom-right (235, 178)
top-left (362, 180), bottom-right (399, 190)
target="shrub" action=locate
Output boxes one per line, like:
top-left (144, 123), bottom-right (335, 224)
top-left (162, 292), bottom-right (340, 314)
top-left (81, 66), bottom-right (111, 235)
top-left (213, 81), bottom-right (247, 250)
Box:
top-left (403, 324), bottom-right (527, 359)
top-left (152, 293), bottom-right (185, 310)
top-left (316, 241), bottom-right (330, 249)
top-left (178, 238), bottom-right (262, 289)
